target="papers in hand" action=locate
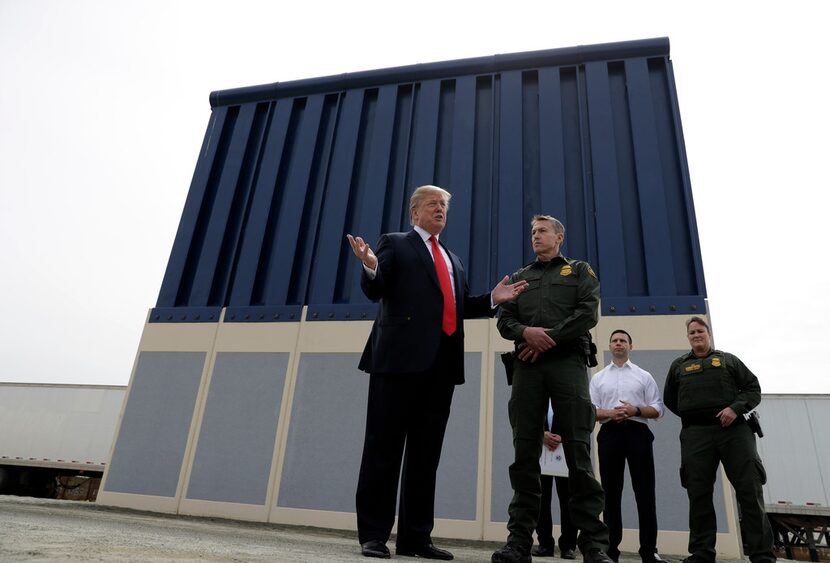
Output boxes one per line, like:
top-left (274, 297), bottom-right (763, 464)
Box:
top-left (540, 444), bottom-right (569, 477)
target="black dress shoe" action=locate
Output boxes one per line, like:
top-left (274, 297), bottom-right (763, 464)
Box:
top-left (492, 543), bottom-right (532, 563)
top-left (561, 547), bottom-right (577, 559)
top-left (396, 543), bottom-right (454, 560)
top-left (643, 553), bottom-right (670, 563)
top-left (584, 548), bottom-right (615, 563)
top-left (532, 544), bottom-right (556, 557)
top-left (361, 540), bottom-right (391, 558)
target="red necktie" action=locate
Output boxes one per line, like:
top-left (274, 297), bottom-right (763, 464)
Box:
top-left (430, 236), bottom-right (456, 336)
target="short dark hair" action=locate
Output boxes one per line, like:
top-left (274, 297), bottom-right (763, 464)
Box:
top-left (530, 214), bottom-right (565, 234)
top-left (685, 316), bottom-right (710, 333)
top-left (609, 329), bottom-right (632, 345)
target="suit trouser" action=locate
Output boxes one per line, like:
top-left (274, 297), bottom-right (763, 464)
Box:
top-left (597, 420), bottom-right (658, 560)
top-left (355, 337), bottom-right (456, 546)
top-left (679, 423), bottom-right (775, 563)
top-left (506, 352), bottom-right (609, 551)
top-left (536, 473), bottom-right (578, 551)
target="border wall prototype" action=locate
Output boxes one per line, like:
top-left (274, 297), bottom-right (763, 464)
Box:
top-left (98, 38), bottom-right (744, 557)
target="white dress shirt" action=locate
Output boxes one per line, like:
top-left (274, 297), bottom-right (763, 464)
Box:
top-left (589, 359), bottom-right (664, 425)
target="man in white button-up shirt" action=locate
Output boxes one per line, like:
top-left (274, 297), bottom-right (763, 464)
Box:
top-left (589, 330), bottom-right (666, 563)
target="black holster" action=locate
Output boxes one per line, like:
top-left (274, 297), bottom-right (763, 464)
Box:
top-left (578, 333), bottom-right (598, 367)
top-left (745, 410), bottom-right (764, 437)
top-left (500, 352), bottom-right (514, 386)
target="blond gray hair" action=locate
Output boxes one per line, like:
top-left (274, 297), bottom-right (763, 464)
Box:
top-left (409, 185), bottom-right (451, 224)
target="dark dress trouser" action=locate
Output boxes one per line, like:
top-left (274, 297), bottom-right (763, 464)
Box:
top-left (537, 473), bottom-right (578, 551)
top-left (597, 420), bottom-right (658, 560)
top-left (536, 415), bottom-right (577, 552)
top-left (355, 334), bottom-right (458, 547)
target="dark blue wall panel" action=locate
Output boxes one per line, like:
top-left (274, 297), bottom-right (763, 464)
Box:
top-left (151, 37), bottom-right (705, 322)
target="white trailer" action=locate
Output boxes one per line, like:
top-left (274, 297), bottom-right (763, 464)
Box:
top-left (0, 383), bottom-right (125, 498)
top-left (757, 395), bottom-right (830, 561)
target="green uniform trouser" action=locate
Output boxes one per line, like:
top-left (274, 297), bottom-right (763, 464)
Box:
top-left (507, 352), bottom-right (609, 551)
top-left (679, 422), bottom-right (775, 563)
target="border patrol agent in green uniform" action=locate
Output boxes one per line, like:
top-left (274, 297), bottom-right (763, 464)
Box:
top-left (492, 215), bottom-right (612, 563)
top-left (664, 316), bottom-right (775, 563)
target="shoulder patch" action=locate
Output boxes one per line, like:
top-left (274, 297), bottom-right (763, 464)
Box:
top-left (586, 265), bottom-right (597, 278)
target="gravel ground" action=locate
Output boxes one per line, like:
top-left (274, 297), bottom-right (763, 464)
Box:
top-left (0, 495), bottom-right (747, 563)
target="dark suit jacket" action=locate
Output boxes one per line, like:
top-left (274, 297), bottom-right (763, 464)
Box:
top-left (358, 230), bottom-right (493, 384)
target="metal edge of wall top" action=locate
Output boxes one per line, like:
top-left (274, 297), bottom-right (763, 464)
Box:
top-left (149, 297), bottom-right (707, 323)
top-left (601, 296), bottom-right (706, 317)
top-left (209, 37), bottom-right (670, 108)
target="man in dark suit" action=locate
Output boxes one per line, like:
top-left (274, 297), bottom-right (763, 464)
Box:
top-left (347, 185), bottom-right (527, 560)
top-left (534, 402), bottom-right (577, 559)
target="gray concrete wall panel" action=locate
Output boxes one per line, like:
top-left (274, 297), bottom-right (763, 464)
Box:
top-left (105, 352), bottom-right (205, 496)
top-left (434, 353), bottom-right (481, 520)
top-left (277, 353), bottom-right (368, 511)
top-left (186, 352), bottom-right (289, 504)
top-left (277, 352), bottom-right (481, 520)
top-left (490, 357), bottom-right (515, 523)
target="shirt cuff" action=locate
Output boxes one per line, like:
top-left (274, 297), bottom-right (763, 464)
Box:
top-left (363, 263), bottom-right (377, 279)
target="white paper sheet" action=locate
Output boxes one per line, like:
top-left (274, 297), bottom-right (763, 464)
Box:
top-left (540, 444), bottom-right (569, 477)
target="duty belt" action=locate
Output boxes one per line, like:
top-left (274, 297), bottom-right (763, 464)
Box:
top-left (681, 413), bottom-right (746, 428)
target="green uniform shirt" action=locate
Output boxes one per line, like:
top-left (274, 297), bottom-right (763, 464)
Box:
top-left (497, 255), bottom-right (599, 344)
top-left (664, 348), bottom-right (761, 421)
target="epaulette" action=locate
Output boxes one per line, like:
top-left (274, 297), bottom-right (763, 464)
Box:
top-left (561, 256), bottom-right (598, 279)
top-left (516, 261), bottom-right (537, 274)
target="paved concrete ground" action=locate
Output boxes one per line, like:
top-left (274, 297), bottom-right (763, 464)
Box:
top-left (0, 495), bottom-right (748, 563)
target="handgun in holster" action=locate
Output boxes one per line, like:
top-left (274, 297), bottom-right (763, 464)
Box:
top-left (745, 410), bottom-right (764, 438)
top-left (500, 351), bottom-right (514, 386)
top-left (578, 333), bottom-right (598, 368)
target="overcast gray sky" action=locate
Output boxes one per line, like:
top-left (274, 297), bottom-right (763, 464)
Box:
top-left (1, 0), bottom-right (828, 393)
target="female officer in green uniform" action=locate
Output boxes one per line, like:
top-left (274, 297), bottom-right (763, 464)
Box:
top-left (664, 316), bottom-right (775, 563)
